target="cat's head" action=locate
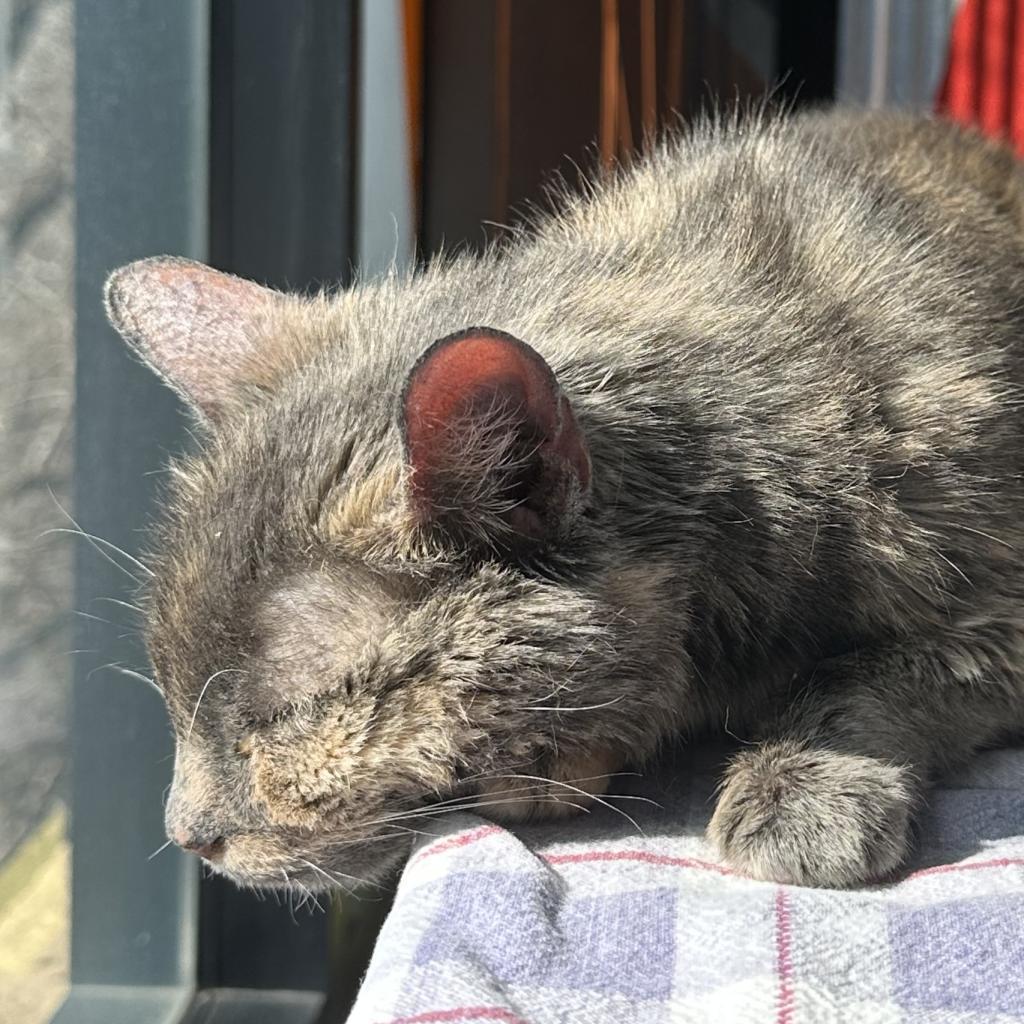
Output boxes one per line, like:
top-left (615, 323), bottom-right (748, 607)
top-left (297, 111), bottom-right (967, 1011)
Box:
top-left (104, 257), bottom-right (642, 891)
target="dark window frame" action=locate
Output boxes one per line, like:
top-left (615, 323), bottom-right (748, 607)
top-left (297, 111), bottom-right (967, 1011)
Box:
top-left (56, 3), bottom-right (370, 1021)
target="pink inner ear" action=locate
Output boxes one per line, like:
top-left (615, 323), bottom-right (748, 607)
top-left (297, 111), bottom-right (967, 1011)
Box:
top-left (104, 256), bottom-right (280, 419)
top-left (402, 328), bottom-right (591, 538)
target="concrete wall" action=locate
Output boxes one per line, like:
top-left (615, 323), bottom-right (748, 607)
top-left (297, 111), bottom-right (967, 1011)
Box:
top-left (0, 0), bottom-right (74, 865)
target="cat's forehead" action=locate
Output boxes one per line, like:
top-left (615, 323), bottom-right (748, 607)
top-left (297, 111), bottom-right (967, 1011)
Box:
top-left (146, 424), bottom-right (428, 724)
top-left (145, 432), bottom-right (318, 702)
top-left (147, 552), bottom-right (408, 726)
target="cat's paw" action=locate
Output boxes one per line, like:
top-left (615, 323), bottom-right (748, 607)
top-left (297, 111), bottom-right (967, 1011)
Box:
top-left (707, 740), bottom-right (916, 888)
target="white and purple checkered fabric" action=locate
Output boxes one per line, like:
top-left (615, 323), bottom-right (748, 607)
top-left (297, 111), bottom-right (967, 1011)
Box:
top-left (346, 743), bottom-right (1024, 1024)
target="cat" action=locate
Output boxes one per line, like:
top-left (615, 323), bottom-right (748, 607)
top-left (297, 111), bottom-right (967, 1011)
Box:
top-left (104, 108), bottom-right (1024, 890)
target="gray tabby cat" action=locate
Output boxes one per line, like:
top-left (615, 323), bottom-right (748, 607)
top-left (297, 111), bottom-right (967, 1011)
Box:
top-left (105, 109), bottom-right (1024, 890)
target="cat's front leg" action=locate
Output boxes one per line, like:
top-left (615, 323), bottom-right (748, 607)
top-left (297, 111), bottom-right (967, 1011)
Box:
top-left (708, 639), bottom-right (1024, 887)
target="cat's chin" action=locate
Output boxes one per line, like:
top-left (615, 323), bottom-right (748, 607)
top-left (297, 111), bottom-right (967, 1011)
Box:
top-left (208, 832), bottom-right (413, 894)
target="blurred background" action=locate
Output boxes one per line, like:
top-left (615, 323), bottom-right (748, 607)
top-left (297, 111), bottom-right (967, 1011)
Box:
top-left (0, 0), bottom-right (1009, 1021)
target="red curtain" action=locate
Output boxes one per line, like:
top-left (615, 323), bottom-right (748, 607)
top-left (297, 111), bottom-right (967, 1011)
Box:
top-left (936, 0), bottom-right (1024, 152)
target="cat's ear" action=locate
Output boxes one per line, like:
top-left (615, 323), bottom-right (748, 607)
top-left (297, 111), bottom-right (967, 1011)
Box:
top-left (402, 328), bottom-right (591, 545)
top-left (104, 257), bottom-right (283, 420)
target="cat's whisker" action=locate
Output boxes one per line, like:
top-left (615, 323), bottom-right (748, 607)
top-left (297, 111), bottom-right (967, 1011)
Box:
top-left (490, 773), bottom-right (652, 835)
top-left (324, 825), bottom-right (433, 850)
top-left (94, 596), bottom-right (146, 616)
top-left (487, 773), bottom-right (661, 809)
top-left (283, 883), bottom-right (298, 923)
top-left (43, 492), bottom-right (155, 583)
top-left (298, 858), bottom-right (344, 892)
top-left (452, 795), bottom-right (590, 818)
top-left (298, 857), bottom-right (374, 896)
top-left (356, 793), bottom-right (535, 831)
top-left (108, 665), bottom-right (162, 695)
top-left (373, 822), bottom-right (435, 838)
top-left (454, 756), bottom-right (545, 785)
top-left (405, 784), bottom-right (538, 811)
top-left (292, 880), bottom-right (324, 914)
top-left (464, 768), bottom-right (644, 792)
top-left (343, 819), bottom-right (432, 838)
top-left (46, 490), bottom-right (156, 578)
top-left (85, 660), bottom-right (162, 695)
top-left (358, 773), bottom-right (652, 834)
top-left (364, 785), bottom-right (544, 825)
top-left (186, 668), bottom-right (245, 741)
top-left (935, 549), bottom-right (973, 587)
top-left (529, 677), bottom-right (575, 704)
top-left (42, 525), bottom-right (145, 585)
top-left (941, 521), bottom-right (1016, 551)
top-left (723, 705), bottom-right (755, 746)
top-left (392, 793), bottom-right (595, 823)
top-left (520, 694), bottom-right (626, 712)
top-left (73, 609), bottom-right (117, 627)
top-left (147, 838), bottom-right (174, 860)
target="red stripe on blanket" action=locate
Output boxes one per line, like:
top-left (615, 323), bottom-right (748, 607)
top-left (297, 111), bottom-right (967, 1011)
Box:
top-left (774, 887), bottom-right (795, 1024)
top-left (380, 1007), bottom-right (528, 1024)
top-left (414, 825), bottom-right (503, 861)
top-left (414, 830), bottom-right (1023, 883)
top-left (542, 849), bottom-right (737, 875)
top-left (906, 856), bottom-right (1024, 879)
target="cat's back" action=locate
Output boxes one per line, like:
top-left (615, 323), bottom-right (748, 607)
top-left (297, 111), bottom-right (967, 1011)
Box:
top-left (527, 108), bottom-right (1024, 310)
top-left (514, 108), bottom-right (1024, 422)
top-left (793, 108), bottom-right (1024, 236)
top-left (539, 107), bottom-right (1024, 261)
top-left (295, 109), bottom-right (1024, 481)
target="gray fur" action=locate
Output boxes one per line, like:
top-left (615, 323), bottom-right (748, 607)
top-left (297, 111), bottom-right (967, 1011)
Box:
top-left (105, 108), bottom-right (1024, 891)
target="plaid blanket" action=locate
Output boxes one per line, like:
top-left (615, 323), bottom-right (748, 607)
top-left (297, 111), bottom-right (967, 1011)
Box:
top-left (345, 743), bottom-right (1024, 1024)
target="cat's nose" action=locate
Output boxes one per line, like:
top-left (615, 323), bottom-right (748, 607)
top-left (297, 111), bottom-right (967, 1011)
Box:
top-left (173, 830), bottom-right (226, 861)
